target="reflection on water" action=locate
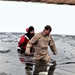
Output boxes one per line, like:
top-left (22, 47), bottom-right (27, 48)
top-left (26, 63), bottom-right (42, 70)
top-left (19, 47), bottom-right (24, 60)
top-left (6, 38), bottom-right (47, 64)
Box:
top-left (48, 64), bottom-right (56, 75)
top-left (24, 59), bottom-right (56, 75)
top-left (34, 60), bottom-right (48, 75)
top-left (25, 63), bottom-right (33, 75)
top-left (34, 60), bottom-right (56, 75)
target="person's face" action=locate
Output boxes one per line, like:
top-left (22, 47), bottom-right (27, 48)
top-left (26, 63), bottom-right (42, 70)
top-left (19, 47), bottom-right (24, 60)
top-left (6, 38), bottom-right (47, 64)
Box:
top-left (30, 30), bottom-right (35, 34)
top-left (44, 29), bottom-right (51, 35)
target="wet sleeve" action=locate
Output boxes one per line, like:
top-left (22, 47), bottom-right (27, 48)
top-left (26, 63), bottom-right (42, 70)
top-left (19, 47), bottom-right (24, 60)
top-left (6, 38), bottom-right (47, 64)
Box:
top-left (49, 36), bottom-right (57, 53)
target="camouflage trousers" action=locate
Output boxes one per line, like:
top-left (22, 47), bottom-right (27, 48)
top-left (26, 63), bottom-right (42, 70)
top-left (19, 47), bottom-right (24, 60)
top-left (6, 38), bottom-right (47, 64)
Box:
top-left (34, 51), bottom-right (50, 62)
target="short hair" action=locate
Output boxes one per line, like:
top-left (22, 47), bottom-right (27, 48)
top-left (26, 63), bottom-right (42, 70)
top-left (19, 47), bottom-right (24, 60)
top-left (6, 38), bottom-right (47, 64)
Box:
top-left (44, 25), bottom-right (52, 32)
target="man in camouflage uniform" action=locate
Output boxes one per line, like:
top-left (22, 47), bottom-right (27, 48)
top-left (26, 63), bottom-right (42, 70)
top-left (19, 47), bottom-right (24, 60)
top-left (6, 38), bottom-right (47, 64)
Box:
top-left (25, 25), bottom-right (57, 62)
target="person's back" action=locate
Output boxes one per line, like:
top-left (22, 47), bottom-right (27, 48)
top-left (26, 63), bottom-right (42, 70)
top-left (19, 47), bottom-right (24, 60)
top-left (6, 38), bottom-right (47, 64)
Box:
top-left (18, 26), bottom-right (35, 54)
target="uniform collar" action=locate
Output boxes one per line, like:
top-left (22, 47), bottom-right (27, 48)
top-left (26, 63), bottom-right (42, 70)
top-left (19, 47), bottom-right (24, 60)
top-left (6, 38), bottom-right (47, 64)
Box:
top-left (42, 32), bottom-right (49, 37)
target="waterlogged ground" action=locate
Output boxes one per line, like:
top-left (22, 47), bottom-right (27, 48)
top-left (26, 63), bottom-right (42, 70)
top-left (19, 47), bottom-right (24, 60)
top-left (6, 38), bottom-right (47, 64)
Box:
top-left (0, 33), bottom-right (75, 75)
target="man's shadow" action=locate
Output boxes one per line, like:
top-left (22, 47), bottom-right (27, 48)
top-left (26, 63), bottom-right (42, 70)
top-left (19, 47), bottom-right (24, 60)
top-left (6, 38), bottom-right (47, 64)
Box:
top-left (33, 59), bottom-right (56, 75)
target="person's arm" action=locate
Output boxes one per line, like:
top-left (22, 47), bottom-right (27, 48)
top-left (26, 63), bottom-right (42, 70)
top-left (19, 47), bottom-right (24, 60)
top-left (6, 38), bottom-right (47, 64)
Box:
top-left (49, 36), bottom-right (57, 55)
top-left (25, 33), bottom-right (40, 55)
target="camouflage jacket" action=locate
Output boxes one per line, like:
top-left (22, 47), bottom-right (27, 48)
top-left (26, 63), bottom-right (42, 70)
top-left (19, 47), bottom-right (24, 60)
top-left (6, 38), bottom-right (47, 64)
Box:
top-left (26, 32), bottom-right (57, 55)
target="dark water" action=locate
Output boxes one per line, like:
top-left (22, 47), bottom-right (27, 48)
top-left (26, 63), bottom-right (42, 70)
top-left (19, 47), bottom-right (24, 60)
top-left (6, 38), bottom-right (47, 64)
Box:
top-left (0, 33), bottom-right (75, 75)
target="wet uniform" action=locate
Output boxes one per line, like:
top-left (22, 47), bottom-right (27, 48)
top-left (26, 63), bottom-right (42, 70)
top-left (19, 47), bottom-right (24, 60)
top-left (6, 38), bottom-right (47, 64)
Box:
top-left (26, 32), bottom-right (57, 61)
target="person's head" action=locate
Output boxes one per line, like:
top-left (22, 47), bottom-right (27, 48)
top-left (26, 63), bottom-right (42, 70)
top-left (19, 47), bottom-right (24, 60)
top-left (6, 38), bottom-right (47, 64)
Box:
top-left (28, 26), bottom-right (35, 34)
top-left (43, 25), bottom-right (52, 35)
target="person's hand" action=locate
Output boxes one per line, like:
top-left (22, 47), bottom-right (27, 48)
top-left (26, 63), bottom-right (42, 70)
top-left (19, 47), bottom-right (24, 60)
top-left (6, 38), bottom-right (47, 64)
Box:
top-left (53, 51), bottom-right (57, 55)
top-left (25, 49), bottom-right (30, 55)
